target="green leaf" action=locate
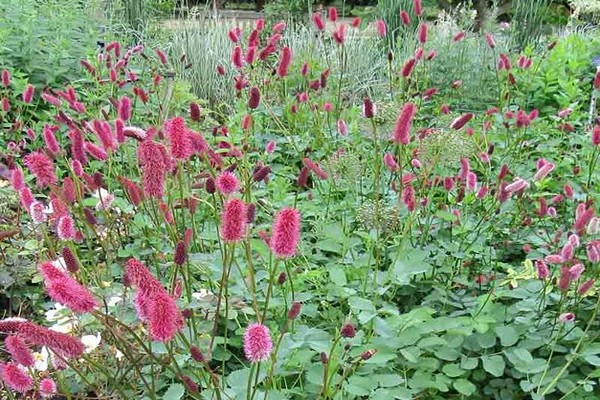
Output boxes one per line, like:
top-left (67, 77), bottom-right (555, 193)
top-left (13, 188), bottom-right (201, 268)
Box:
top-left (442, 363), bottom-right (465, 378)
top-left (482, 355), bottom-right (505, 377)
top-left (348, 297), bottom-right (376, 313)
top-left (460, 356), bottom-right (479, 370)
top-left (453, 379), bottom-right (476, 396)
top-left (163, 383), bottom-right (185, 400)
top-left (434, 346), bottom-right (460, 361)
top-left (495, 326), bottom-right (519, 347)
top-left (377, 374), bottom-right (404, 388)
top-left (328, 267), bottom-right (347, 286)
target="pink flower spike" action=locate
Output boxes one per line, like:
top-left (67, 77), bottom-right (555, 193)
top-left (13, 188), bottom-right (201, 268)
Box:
top-left (155, 48), bottom-right (168, 65)
top-left (417, 23), bottom-right (428, 44)
top-left (5, 335), bottom-right (35, 367)
top-left (393, 103), bottom-right (417, 145)
top-left (1, 69), bottom-right (10, 87)
top-left (558, 313), bottom-right (575, 323)
top-left (337, 119), bottom-right (348, 136)
top-left (328, 7), bottom-right (338, 22)
top-left (535, 260), bottom-right (550, 279)
top-left (216, 171), bottom-right (240, 195)
top-left (39, 378), bottom-right (57, 396)
top-left (24, 152), bottom-right (57, 187)
top-left (450, 113), bottom-right (474, 130)
top-left (376, 20), bottom-right (387, 37)
top-left (220, 198), bottom-right (247, 242)
top-left (534, 162), bottom-right (555, 181)
top-left (265, 141), bottom-right (276, 154)
top-left (578, 279), bottom-right (595, 296)
top-left (400, 10), bottom-right (411, 26)
top-left (10, 169), bottom-right (24, 191)
top-left (0, 362), bottom-right (33, 393)
top-left (243, 323), bottom-right (273, 362)
top-left (118, 96), bottom-right (132, 121)
top-left (569, 263), bottom-right (585, 280)
top-left (312, 13), bottom-right (325, 31)
top-left (505, 177), bottom-right (529, 193)
top-left (22, 84), bottom-right (35, 104)
top-left (413, 0), bottom-right (423, 16)
top-left (383, 153), bottom-right (398, 171)
top-left (270, 208), bottom-right (301, 258)
top-left (485, 33), bottom-right (496, 49)
top-left (545, 254), bottom-right (564, 264)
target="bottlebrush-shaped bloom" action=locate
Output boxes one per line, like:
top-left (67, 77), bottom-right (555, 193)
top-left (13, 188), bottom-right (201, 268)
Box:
top-left (401, 58), bottom-right (416, 78)
top-left (146, 291), bottom-right (184, 342)
top-left (29, 201), bottom-right (47, 224)
top-left (376, 20), bottom-right (387, 37)
top-left (243, 323), bottom-right (273, 362)
top-left (352, 17), bottom-right (361, 27)
top-left (328, 6), bottom-right (338, 22)
top-left (43, 125), bottom-right (61, 154)
top-left (165, 117), bottom-right (192, 160)
top-left (19, 187), bottom-right (34, 211)
top-left (39, 378), bottom-right (57, 396)
top-left (57, 215), bottom-right (77, 241)
top-left (312, 13), bottom-right (325, 30)
top-left (189, 102), bottom-right (201, 121)
top-left (5, 335), bottom-right (35, 367)
top-left (505, 177), bottom-right (529, 193)
top-left (248, 87), bottom-right (261, 109)
top-left (363, 97), bottom-right (375, 118)
top-left (216, 171), bottom-right (240, 195)
top-left (534, 161), bottom-right (555, 181)
top-left (569, 263), bottom-right (585, 280)
top-left (592, 125), bottom-right (600, 146)
top-left (450, 113), bottom-right (474, 130)
top-left (68, 129), bottom-right (88, 165)
top-left (535, 260), bottom-right (550, 279)
top-left (19, 321), bottom-right (84, 358)
top-left (1, 69), bottom-right (10, 87)
top-left (92, 120), bottom-right (115, 151)
top-left (272, 21), bottom-right (286, 33)
top-left (220, 198), bottom-right (247, 242)
top-left (10, 169), bottom-right (24, 191)
top-left (277, 47), bottom-right (292, 78)
top-left (453, 31), bottom-right (465, 41)
top-left (485, 33), bottom-right (496, 48)
top-left (574, 206), bottom-right (595, 234)
top-left (578, 279), bottom-right (595, 296)
top-left (22, 84), bottom-right (35, 104)
top-left (413, 0), bottom-right (423, 15)
top-left (558, 313), bottom-right (575, 323)
top-left (155, 48), bottom-right (168, 65)
top-left (400, 10), bottom-right (410, 26)
top-left (417, 23), bottom-right (428, 43)
top-left (137, 139), bottom-right (170, 198)
top-left (393, 103), bottom-right (417, 144)
top-left (39, 261), bottom-right (97, 313)
top-left (85, 142), bottom-right (108, 161)
top-left (61, 247), bottom-right (80, 273)
top-left (0, 362), bottom-right (33, 393)
top-left (384, 153), bottom-right (398, 171)
top-left (118, 96), bottom-right (132, 121)
top-left (402, 185), bottom-right (416, 212)
top-left (270, 207), bottom-right (301, 258)
top-left (558, 266), bottom-right (571, 291)
top-left (332, 24), bottom-right (346, 44)
top-left (125, 259), bottom-right (183, 342)
top-left (232, 46), bottom-right (243, 69)
top-left (336, 119), bottom-right (348, 136)
top-left (23, 152), bottom-right (57, 187)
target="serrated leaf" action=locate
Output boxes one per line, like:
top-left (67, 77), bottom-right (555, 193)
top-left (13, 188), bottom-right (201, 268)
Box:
top-left (495, 325), bottom-right (519, 347)
top-left (482, 355), bottom-right (505, 377)
top-left (453, 379), bottom-right (476, 396)
top-left (163, 383), bottom-right (185, 400)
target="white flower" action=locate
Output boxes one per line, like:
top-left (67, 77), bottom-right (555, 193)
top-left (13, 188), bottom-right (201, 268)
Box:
top-left (52, 257), bottom-right (68, 272)
top-left (93, 188), bottom-right (115, 211)
top-left (107, 296), bottom-right (123, 307)
top-left (115, 349), bottom-right (124, 360)
top-left (81, 333), bottom-right (102, 353)
top-left (33, 347), bottom-right (50, 371)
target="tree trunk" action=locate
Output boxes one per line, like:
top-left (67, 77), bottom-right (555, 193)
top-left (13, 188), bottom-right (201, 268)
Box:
top-left (472, 0), bottom-right (488, 32)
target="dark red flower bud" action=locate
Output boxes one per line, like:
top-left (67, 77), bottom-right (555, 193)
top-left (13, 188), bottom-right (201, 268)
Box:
top-left (287, 301), bottom-right (301, 320)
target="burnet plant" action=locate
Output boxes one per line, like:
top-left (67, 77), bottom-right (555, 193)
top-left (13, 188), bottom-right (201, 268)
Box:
top-left (1, 0), bottom-right (600, 398)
